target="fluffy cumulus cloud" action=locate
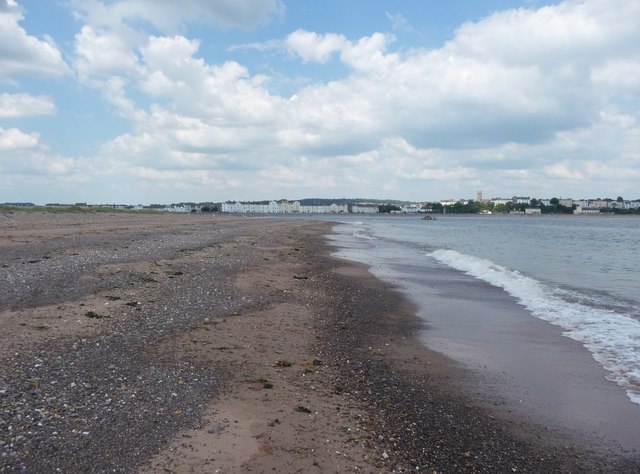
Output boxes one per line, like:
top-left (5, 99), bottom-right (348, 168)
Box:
top-left (0, 0), bottom-right (69, 78)
top-left (74, 25), bottom-right (141, 82)
top-left (0, 93), bottom-right (56, 117)
top-left (0, 126), bottom-right (39, 150)
top-left (0, 126), bottom-right (88, 201)
top-left (285, 30), bottom-right (348, 63)
top-left (3, 0), bottom-right (640, 202)
top-left (68, 0), bottom-right (637, 201)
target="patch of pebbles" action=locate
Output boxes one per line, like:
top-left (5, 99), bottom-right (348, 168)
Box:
top-left (0, 217), bottom-right (283, 472)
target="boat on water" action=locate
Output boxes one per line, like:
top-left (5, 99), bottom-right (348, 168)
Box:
top-left (422, 214), bottom-right (436, 220)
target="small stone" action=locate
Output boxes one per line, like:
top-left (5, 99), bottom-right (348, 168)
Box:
top-left (382, 452), bottom-right (389, 460)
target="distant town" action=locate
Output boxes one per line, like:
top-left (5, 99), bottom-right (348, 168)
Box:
top-left (3, 193), bottom-right (640, 215)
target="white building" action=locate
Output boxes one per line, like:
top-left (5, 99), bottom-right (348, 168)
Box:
top-left (490, 198), bottom-right (511, 206)
top-left (299, 203), bottom-right (348, 213)
top-left (513, 196), bottom-right (531, 205)
top-left (400, 204), bottom-right (421, 213)
top-left (351, 205), bottom-right (378, 214)
top-left (222, 200), bottom-right (347, 214)
top-left (588, 200), bottom-right (609, 209)
top-left (167, 204), bottom-right (194, 213)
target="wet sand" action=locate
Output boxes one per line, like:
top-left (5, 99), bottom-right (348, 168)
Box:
top-left (411, 265), bottom-right (640, 456)
top-left (1, 211), bottom-right (639, 472)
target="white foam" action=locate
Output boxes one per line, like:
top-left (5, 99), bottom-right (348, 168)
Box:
top-left (352, 227), bottom-right (376, 240)
top-left (429, 249), bottom-right (640, 406)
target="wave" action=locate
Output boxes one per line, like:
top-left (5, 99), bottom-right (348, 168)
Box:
top-left (429, 249), bottom-right (640, 406)
top-left (352, 227), bottom-right (376, 240)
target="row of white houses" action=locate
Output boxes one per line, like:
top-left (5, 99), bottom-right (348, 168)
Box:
top-left (221, 200), bottom-right (379, 214)
top-left (487, 197), bottom-right (640, 210)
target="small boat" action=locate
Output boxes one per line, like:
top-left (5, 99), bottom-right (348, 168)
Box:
top-left (422, 214), bottom-right (436, 220)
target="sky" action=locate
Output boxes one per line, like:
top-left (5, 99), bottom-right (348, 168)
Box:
top-left (1, 0), bottom-right (639, 205)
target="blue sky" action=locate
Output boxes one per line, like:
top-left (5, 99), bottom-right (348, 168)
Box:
top-left (1, 0), bottom-right (638, 204)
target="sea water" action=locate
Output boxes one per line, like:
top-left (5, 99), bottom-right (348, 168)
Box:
top-left (325, 214), bottom-right (640, 408)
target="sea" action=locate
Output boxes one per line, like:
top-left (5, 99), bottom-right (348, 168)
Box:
top-left (322, 214), bottom-right (640, 412)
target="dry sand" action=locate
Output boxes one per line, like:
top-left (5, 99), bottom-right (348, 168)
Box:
top-left (1, 211), bottom-right (638, 473)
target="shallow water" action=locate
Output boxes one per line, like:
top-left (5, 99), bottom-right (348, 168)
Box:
top-left (327, 214), bottom-right (640, 405)
top-left (323, 214), bottom-right (640, 454)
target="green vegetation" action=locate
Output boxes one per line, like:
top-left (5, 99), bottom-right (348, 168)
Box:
top-left (378, 204), bottom-right (401, 213)
top-left (421, 200), bottom-right (493, 214)
top-left (540, 198), bottom-right (575, 214)
top-left (0, 204), bottom-right (157, 214)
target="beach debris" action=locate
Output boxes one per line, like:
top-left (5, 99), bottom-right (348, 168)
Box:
top-left (255, 378), bottom-right (273, 389)
top-left (84, 311), bottom-right (108, 319)
top-left (276, 360), bottom-right (292, 367)
top-left (295, 405), bottom-right (312, 414)
top-left (293, 275), bottom-right (308, 280)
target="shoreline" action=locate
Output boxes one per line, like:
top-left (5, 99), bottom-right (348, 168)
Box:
top-left (316, 237), bottom-right (639, 472)
top-left (1, 213), bottom-right (638, 472)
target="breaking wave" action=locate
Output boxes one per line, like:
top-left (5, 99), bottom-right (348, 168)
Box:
top-left (429, 249), bottom-right (640, 406)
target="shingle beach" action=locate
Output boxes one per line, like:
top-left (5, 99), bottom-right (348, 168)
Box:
top-left (1, 212), bottom-right (637, 473)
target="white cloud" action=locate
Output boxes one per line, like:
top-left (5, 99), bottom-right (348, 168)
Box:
top-left (102, 76), bottom-right (147, 121)
top-left (285, 30), bottom-right (348, 63)
top-left (340, 33), bottom-right (397, 72)
top-left (591, 59), bottom-right (640, 95)
top-left (15, 0), bottom-right (637, 203)
top-left (0, 1), bottom-right (69, 78)
top-left (74, 25), bottom-right (141, 82)
top-left (0, 93), bottom-right (56, 117)
top-left (450, 0), bottom-right (640, 68)
top-left (0, 127), bottom-right (39, 150)
top-left (284, 29), bottom-right (397, 72)
top-left (97, 0), bottom-right (637, 199)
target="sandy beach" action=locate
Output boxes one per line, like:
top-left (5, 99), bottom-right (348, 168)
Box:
top-left (1, 211), bottom-right (638, 473)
